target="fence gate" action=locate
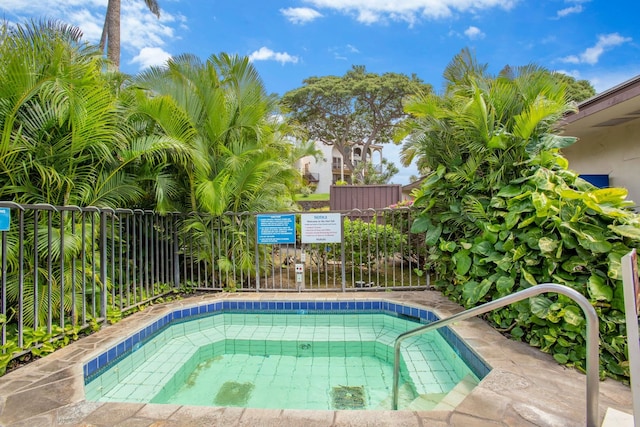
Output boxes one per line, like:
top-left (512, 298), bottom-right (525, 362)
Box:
top-left (180, 209), bottom-right (430, 292)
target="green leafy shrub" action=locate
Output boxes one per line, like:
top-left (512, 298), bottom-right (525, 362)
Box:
top-left (404, 52), bottom-right (640, 381)
top-left (413, 163), bottom-right (640, 380)
top-left (343, 218), bottom-right (406, 263)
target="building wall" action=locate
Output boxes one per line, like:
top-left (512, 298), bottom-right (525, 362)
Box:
top-left (563, 121), bottom-right (640, 208)
top-left (297, 141), bottom-right (383, 194)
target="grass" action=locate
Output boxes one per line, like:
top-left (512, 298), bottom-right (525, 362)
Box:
top-left (294, 193), bottom-right (330, 201)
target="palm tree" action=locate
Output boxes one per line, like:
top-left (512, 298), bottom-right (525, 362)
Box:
top-left (0, 20), bottom-right (184, 326)
top-left (133, 53), bottom-right (316, 283)
top-left (100, 0), bottom-right (161, 69)
top-left (399, 48), bottom-right (575, 194)
top-left (134, 52), bottom-right (312, 214)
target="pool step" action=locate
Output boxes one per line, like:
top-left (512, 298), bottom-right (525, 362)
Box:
top-left (433, 374), bottom-right (478, 410)
top-left (375, 383), bottom-right (416, 409)
top-left (404, 392), bottom-right (448, 410)
top-left (405, 374), bottom-right (479, 411)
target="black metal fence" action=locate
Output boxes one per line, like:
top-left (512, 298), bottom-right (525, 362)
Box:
top-left (0, 202), bottom-right (428, 355)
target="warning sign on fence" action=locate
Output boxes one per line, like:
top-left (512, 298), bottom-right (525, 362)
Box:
top-left (301, 213), bottom-right (342, 244)
top-left (256, 214), bottom-right (296, 244)
top-left (0, 208), bottom-right (10, 231)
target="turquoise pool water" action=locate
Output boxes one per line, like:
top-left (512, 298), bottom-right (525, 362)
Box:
top-left (84, 304), bottom-right (489, 410)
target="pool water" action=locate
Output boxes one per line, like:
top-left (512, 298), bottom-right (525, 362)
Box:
top-left (85, 310), bottom-right (485, 410)
top-left (159, 353), bottom-right (393, 409)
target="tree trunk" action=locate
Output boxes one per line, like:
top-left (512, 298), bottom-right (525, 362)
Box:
top-left (106, 0), bottom-right (121, 69)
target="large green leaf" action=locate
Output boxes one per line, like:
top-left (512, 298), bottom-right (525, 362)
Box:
top-left (513, 244), bottom-right (528, 260)
top-left (425, 223), bottom-right (443, 245)
top-left (587, 274), bottom-right (613, 302)
top-left (422, 165), bottom-right (446, 188)
top-left (462, 279), bottom-right (492, 304)
top-left (530, 296), bottom-right (552, 318)
top-left (488, 133), bottom-right (508, 149)
top-left (496, 275), bottom-right (515, 295)
top-left (505, 211), bottom-right (520, 230)
top-left (498, 185), bottom-right (524, 198)
top-left (453, 250), bottom-right (472, 275)
top-left (588, 188), bottom-right (628, 204)
top-left (538, 237), bottom-right (558, 254)
top-left (608, 224), bottom-right (640, 239)
top-left (532, 192), bottom-right (549, 216)
top-left (521, 267), bottom-right (537, 285)
top-left (540, 134), bottom-right (577, 150)
top-left (563, 305), bottom-right (584, 326)
top-left (471, 240), bottom-right (495, 256)
top-left (410, 216), bottom-right (431, 233)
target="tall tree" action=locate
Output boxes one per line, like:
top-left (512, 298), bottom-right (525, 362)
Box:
top-left (134, 53), bottom-right (314, 280)
top-left (0, 20), bottom-right (125, 206)
top-left (0, 20), bottom-right (168, 326)
top-left (352, 158), bottom-right (399, 185)
top-left (100, 0), bottom-right (160, 69)
top-left (134, 53), bottom-right (311, 214)
top-left (551, 72), bottom-right (596, 103)
top-left (282, 66), bottom-right (431, 182)
top-left (500, 65), bottom-right (596, 103)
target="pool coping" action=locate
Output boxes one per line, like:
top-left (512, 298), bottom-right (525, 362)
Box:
top-left (0, 291), bottom-right (633, 426)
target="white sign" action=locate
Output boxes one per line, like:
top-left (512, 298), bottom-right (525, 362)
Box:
top-left (301, 213), bottom-right (342, 244)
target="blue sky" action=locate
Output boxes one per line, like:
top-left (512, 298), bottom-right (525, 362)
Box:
top-left (2, 0), bottom-right (639, 184)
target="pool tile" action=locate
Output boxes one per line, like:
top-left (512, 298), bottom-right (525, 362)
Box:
top-left (85, 300), bottom-right (488, 409)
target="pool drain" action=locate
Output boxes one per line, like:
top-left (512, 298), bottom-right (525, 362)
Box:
top-left (331, 385), bottom-right (366, 409)
top-left (213, 381), bottom-right (254, 406)
top-left (299, 343), bottom-right (311, 350)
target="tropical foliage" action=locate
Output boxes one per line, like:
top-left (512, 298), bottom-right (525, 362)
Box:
top-left (0, 21), bottom-right (312, 371)
top-left (132, 53), bottom-right (315, 281)
top-left (352, 158), bottom-right (399, 185)
top-left (282, 65), bottom-right (431, 182)
top-left (405, 49), bottom-right (640, 381)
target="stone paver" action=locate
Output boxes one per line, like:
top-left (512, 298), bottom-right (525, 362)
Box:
top-left (0, 291), bottom-right (633, 426)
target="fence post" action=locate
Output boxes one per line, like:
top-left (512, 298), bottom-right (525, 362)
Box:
top-left (100, 209), bottom-right (108, 322)
top-left (341, 213), bottom-right (346, 292)
top-left (254, 213), bottom-right (260, 292)
top-left (173, 214), bottom-right (180, 288)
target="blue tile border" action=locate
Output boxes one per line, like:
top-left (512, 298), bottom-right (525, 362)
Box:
top-left (83, 299), bottom-right (491, 383)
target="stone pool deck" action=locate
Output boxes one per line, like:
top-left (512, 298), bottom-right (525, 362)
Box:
top-left (0, 291), bottom-right (633, 427)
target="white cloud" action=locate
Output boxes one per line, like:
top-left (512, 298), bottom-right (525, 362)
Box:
top-left (249, 47), bottom-right (299, 65)
top-left (464, 26), bottom-right (485, 40)
top-left (303, 0), bottom-right (516, 25)
top-left (0, 0), bottom-right (182, 64)
top-left (561, 33), bottom-right (632, 65)
top-left (555, 69), bottom-right (582, 79)
top-left (556, 5), bottom-right (583, 17)
top-left (329, 44), bottom-right (360, 60)
top-left (130, 47), bottom-right (172, 70)
top-left (281, 7), bottom-right (323, 24)
top-left (583, 70), bottom-right (640, 94)
top-left (556, 0), bottom-right (590, 18)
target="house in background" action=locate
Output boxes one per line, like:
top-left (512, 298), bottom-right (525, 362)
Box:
top-left (297, 142), bottom-right (383, 193)
top-left (561, 75), bottom-right (640, 210)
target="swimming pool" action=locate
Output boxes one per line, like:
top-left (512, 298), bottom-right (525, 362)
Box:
top-left (83, 300), bottom-right (491, 410)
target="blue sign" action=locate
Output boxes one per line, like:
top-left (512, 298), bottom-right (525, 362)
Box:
top-left (256, 214), bottom-right (296, 244)
top-left (0, 208), bottom-right (9, 231)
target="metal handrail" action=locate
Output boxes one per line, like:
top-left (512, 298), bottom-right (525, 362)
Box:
top-left (392, 283), bottom-right (600, 427)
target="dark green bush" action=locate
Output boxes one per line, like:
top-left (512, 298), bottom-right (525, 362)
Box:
top-left (413, 162), bottom-right (640, 381)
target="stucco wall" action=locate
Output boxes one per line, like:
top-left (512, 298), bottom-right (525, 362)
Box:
top-left (563, 121), bottom-right (640, 209)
